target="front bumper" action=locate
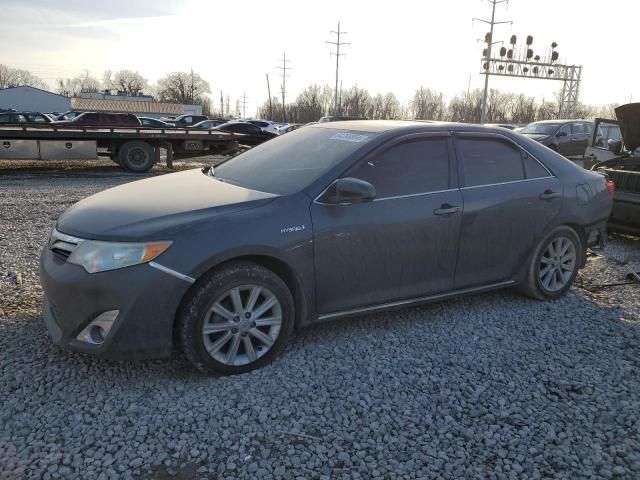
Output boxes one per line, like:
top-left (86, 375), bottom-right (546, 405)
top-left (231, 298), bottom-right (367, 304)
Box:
top-left (40, 247), bottom-right (192, 360)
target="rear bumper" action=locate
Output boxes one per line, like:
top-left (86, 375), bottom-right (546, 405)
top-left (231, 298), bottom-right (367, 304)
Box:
top-left (40, 247), bottom-right (191, 360)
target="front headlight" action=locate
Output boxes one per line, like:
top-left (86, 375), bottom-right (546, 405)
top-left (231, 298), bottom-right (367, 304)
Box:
top-left (67, 240), bottom-right (172, 273)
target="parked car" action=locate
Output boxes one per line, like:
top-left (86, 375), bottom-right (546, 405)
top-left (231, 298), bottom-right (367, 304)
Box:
top-left (53, 112), bottom-right (141, 127)
top-left (55, 111), bottom-right (84, 121)
top-left (214, 121), bottom-right (278, 145)
top-left (139, 117), bottom-right (174, 128)
top-left (0, 111), bottom-right (52, 124)
top-left (278, 123), bottom-right (303, 134)
top-left (245, 119), bottom-right (279, 135)
top-left (520, 120), bottom-right (593, 157)
top-left (190, 119), bottom-right (228, 130)
top-left (41, 121), bottom-right (612, 375)
top-left (588, 103), bottom-right (640, 235)
top-left (318, 115), bottom-right (367, 122)
top-left (171, 114), bottom-right (208, 127)
top-left (485, 123), bottom-right (519, 130)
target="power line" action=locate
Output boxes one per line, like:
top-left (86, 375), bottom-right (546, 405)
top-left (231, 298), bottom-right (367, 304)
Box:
top-left (473, 0), bottom-right (512, 123)
top-left (275, 52), bottom-right (292, 123)
top-left (326, 21), bottom-right (349, 116)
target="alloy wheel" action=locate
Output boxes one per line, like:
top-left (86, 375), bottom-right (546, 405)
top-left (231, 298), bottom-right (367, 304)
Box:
top-left (538, 236), bottom-right (577, 292)
top-left (202, 284), bottom-right (282, 366)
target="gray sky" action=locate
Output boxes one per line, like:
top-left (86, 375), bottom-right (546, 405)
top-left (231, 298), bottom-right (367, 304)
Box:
top-left (2, 0), bottom-right (638, 113)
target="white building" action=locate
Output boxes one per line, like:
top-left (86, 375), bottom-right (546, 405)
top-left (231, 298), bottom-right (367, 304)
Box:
top-left (0, 86), bottom-right (71, 113)
top-left (0, 86), bottom-right (203, 118)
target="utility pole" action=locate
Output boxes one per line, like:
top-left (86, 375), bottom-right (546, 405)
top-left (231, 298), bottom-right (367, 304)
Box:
top-left (240, 92), bottom-right (248, 118)
top-left (276, 53), bottom-right (292, 123)
top-left (220, 90), bottom-right (224, 118)
top-left (266, 73), bottom-right (273, 120)
top-left (474, 0), bottom-right (510, 123)
top-left (327, 21), bottom-right (349, 116)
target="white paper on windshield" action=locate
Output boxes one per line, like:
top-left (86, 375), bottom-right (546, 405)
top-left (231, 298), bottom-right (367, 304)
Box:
top-left (329, 132), bottom-right (370, 143)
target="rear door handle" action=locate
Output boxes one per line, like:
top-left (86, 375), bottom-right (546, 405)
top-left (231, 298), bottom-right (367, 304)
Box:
top-left (539, 189), bottom-right (561, 200)
top-left (434, 204), bottom-right (460, 216)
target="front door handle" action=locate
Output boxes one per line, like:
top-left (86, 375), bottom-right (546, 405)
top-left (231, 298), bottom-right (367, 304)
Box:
top-left (539, 189), bottom-right (561, 200)
top-left (434, 204), bottom-right (460, 216)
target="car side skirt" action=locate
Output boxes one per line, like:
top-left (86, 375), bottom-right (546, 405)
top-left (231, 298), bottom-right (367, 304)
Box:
top-left (316, 280), bottom-right (516, 321)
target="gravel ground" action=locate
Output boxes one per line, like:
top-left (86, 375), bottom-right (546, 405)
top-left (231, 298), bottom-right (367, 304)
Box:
top-left (1, 160), bottom-right (640, 480)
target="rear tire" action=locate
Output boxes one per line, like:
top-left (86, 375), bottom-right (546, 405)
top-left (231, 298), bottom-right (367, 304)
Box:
top-left (520, 226), bottom-right (582, 300)
top-left (177, 262), bottom-right (294, 375)
top-left (118, 141), bottom-right (155, 173)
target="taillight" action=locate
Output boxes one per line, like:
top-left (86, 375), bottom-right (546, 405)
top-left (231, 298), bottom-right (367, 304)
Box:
top-left (606, 179), bottom-right (615, 198)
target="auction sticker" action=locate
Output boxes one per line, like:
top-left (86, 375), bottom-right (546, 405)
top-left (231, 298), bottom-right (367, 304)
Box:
top-left (329, 132), bottom-right (370, 143)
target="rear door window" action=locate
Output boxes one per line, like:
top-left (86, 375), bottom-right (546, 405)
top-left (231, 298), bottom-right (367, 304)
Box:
top-left (458, 137), bottom-right (525, 187)
top-left (80, 113), bottom-right (98, 123)
top-left (558, 124), bottom-right (572, 135)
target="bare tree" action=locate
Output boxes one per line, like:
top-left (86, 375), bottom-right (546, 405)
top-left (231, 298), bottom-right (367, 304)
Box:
top-left (341, 85), bottom-right (371, 118)
top-left (410, 87), bottom-right (445, 120)
top-left (448, 89), bottom-right (483, 123)
top-left (156, 70), bottom-right (210, 105)
top-left (0, 64), bottom-right (47, 90)
top-left (55, 70), bottom-right (101, 97)
top-left (103, 69), bottom-right (148, 96)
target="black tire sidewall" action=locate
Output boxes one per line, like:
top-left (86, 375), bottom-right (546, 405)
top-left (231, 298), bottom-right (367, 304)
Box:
top-left (119, 141), bottom-right (155, 173)
top-left (179, 263), bottom-right (294, 375)
top-left (531, 227), bottom-right (581, 299)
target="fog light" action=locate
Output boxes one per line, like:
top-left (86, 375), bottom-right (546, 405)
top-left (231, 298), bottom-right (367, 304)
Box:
top-left (76, 310), bottom-right (119, 345)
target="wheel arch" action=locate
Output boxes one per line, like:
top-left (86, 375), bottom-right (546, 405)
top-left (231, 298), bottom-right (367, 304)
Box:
top-left (174, 253), bottom-right (309, 340)
top-left (564, 222), bottom-right (588, 267)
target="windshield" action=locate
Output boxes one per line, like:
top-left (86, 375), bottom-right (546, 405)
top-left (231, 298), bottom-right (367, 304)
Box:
top-left (521, 123), bottom-right (562, 135)
top-left (212, 126), bottom-right (378, 195)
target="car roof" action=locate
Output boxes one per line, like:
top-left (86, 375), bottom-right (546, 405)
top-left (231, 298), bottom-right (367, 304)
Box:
top-left (310, 119), bottom-right (520, 134)
top-left (529, 119), bottom-right (592, 124)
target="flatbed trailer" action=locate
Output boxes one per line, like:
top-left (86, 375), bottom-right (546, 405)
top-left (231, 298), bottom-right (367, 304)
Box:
top-left (0, 124), bottom-right (248, 172)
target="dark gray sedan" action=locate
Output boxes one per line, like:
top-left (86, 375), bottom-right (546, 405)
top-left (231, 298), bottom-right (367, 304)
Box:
top-left (40, 121), bottom-right (613, 375)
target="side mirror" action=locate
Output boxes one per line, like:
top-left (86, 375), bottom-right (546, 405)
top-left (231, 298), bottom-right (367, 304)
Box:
top-left (321, 177), bottom-right (376, 205)
top-left (556, 131), bottom-right (568, 137)
top-left (608, 139), bottom-right (623, 154)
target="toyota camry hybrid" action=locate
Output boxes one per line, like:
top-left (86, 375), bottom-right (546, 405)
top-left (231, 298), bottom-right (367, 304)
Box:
top-left (40, 121), bottom-right (613, 375)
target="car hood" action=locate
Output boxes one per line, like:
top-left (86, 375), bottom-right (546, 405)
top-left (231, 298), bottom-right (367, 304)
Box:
top-left (57, 169), bottom-right (277, 240)
top-left (615, 103), bottom-right (640, 151)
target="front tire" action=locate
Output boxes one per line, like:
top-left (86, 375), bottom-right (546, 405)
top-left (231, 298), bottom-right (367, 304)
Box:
top-left (520, 226), bottom-right (582, 300)
top-left (177, 262), bottom-right (294, 375)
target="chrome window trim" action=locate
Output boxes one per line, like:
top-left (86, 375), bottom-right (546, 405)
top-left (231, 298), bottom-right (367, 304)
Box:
top-left (314, 183), bottom-right (459, 206)
top-left (460, 176), bottom-right (554, 190)
top-left (149, 262), bottom-right (195, 284)
top-left (373, 188), bottom-right (459, 202)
